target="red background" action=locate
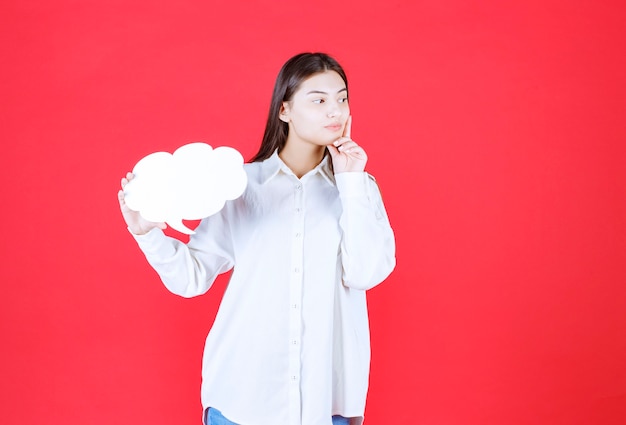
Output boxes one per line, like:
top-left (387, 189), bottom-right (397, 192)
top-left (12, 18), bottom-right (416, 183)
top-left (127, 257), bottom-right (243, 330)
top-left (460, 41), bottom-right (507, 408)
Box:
top-left (1, 1), bottom-right (625, 424)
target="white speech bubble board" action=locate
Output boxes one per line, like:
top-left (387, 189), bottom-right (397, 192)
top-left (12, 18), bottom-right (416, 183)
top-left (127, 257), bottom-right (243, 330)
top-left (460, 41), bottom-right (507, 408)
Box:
top-left (124, 143), bottom-right (247, 234)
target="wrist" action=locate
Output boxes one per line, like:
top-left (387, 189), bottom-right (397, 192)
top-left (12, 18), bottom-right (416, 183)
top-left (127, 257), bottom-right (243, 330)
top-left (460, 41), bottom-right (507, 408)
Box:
top-left (128, 225), bottom-right (151, 236)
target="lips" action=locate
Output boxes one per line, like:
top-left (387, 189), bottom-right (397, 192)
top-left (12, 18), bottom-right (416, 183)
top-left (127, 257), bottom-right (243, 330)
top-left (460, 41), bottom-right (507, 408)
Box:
top-left (325, 123), bottom-right (342, 132)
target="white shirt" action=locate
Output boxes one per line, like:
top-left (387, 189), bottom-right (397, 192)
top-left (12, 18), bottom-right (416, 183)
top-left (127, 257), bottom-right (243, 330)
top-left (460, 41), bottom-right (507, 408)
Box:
top-left (132, 151), bottom-right (396, 425)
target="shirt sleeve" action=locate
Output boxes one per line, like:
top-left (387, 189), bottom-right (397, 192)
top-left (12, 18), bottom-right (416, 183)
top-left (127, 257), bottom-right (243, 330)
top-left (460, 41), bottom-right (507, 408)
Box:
top-left (130, 208), bottom-right (235, 298)
top-left (335, 172), bottom-right (396, 290)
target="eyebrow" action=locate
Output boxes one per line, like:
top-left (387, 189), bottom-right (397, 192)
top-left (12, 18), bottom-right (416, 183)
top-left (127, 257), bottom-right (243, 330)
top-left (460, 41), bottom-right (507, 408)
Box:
top-left (306, 88), bottom-right (348, 95)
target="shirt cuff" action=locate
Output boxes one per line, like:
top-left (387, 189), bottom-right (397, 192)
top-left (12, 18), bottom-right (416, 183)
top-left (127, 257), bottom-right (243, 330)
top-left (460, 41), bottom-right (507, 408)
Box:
top-left (334, 172), bottom-right (368, 198)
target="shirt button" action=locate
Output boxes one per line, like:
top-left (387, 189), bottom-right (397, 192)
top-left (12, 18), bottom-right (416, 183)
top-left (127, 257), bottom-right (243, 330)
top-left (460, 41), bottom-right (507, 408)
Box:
top-left (294, 267), bottom-right (300, 273)
top-left (292, 303), bottom-right (298, 309)
top-left (295, 233), bottom-right (301, 238)
top-left (295, 184), bottom-right (302, 190)
top-left (291, 376), bottom-right (297, 381)
top-left (292, 340), bottom-right (298, 345)
top-left (295, 208), bottom-right (302, 213)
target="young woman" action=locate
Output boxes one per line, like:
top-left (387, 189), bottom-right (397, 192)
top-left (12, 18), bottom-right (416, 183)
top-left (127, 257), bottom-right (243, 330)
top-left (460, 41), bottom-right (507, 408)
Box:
top-left (118, 52), bottom-right (396, 425)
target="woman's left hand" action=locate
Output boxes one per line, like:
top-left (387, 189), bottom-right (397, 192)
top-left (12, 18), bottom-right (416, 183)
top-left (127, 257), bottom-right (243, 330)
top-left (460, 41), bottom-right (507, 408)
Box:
top-left (327, 116), bottom-right (368, 173)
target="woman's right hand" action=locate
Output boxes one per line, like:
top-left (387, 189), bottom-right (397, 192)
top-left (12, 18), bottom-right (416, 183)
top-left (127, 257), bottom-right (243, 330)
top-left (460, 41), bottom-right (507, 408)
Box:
top-left (118, 172), bottom-right (167, 235)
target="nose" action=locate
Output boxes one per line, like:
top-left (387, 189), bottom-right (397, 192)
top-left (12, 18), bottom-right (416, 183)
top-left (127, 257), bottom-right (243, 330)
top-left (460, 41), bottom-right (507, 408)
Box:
top-left (327, 102), bottom-right (341, 118)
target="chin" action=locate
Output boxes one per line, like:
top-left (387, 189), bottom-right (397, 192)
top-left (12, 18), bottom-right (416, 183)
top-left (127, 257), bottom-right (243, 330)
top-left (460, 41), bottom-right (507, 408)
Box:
top-left (303, 139), bottom-right (332, 148)
top-left (316, 137), bottom-right (337, 146)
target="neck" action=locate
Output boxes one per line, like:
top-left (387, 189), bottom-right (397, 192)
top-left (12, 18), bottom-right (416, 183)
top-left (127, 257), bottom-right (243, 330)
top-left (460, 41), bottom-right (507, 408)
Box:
top-left (279, 141), bottom-right (326, 178)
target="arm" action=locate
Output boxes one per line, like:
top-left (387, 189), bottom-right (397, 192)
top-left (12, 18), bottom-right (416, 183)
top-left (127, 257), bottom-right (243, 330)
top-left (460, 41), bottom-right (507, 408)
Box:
top-left (130, 218), bottom-right (234, 298)
top-left (335, 172), bottom-right (396, 290)
top-left (118, 173), bottom-right (234, 298)
top-left (327, 117), bottom-right (396, 290)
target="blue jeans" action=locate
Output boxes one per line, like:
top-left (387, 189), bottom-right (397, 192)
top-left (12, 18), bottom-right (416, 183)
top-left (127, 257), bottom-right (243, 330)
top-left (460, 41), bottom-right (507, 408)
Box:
top-left (205, 407), bottom-right (350, 425)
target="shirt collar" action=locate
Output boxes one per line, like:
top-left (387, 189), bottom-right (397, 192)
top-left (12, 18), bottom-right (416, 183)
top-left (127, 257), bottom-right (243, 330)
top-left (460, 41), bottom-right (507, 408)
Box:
top-left (259, 150), bottom-right (283, 184)
top-left (260, 149), bottom-right (336, 186)
top-left (316, 154), bottom-right (336, 186)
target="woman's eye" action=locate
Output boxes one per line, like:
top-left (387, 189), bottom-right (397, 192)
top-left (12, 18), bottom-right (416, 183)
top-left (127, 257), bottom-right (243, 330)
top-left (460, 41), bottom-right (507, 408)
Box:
top-left (313, 99), bottom-right (325, 104)
top-left (339, 97), bottom-right (348, 103)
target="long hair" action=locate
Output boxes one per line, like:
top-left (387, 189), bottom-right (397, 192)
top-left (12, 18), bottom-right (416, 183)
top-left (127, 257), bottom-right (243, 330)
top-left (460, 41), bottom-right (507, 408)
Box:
top-left (250, 52), bottom-right (348, 162)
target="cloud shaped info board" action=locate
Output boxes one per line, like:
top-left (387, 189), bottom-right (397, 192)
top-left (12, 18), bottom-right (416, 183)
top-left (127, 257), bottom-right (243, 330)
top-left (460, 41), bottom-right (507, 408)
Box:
top-left (124, 143), bottom-right (248, 235)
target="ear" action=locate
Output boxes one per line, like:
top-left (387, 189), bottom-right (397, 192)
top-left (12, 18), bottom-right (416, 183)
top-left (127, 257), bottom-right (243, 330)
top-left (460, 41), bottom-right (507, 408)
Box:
top-left (279, 101), bottom-right (290, 123)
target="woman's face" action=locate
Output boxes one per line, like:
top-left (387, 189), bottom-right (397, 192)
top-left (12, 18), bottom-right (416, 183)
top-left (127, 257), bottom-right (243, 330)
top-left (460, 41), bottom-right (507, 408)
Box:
top-left (280, 71), bottom-right (350, 147)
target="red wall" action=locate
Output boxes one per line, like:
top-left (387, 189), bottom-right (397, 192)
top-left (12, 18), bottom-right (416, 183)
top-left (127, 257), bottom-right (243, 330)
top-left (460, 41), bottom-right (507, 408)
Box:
top-left (1, 1), bottom-right (625, 424)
